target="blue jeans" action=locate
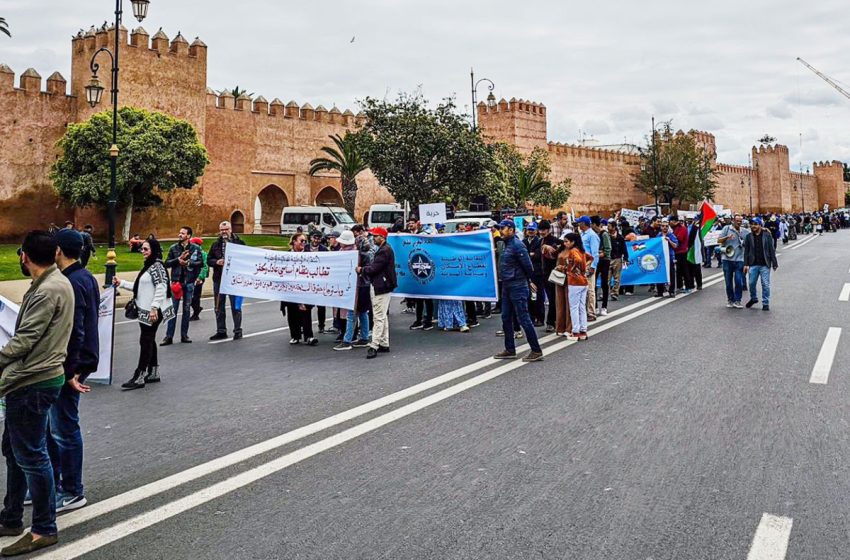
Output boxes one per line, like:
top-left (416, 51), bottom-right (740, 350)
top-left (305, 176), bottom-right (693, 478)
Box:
top-left (166, 282), bottom-right (195, 339)
top-left (747, 266), bottom-right (771, 306)
top-left (501, 281), bottom-right (542, 354)
top-left (722, 260), bottom-right (744, 303)
top-left (46, 382), bottom-right (83, 497)
top-left (0, 385), bottom-right (61, 536)
top-left (344, 309), bottom-right (370, 343)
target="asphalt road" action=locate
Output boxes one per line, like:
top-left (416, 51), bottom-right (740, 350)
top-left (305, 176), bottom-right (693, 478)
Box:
top-left (1, 230), bottom-right (847, 559)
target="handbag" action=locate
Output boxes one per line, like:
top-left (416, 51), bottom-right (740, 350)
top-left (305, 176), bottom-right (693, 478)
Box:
top-left (548, 269), bottom-right (566, 286)
top-left (124, 298), bottom-right (139, 320)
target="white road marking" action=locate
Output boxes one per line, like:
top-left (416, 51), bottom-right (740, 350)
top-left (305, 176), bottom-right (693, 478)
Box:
top-left (839, 284), bottom-right (850, 302)
top-left (810, 327), bottom-right (842, 384)
top-left (746, 513), bottom-right (793, 560)
top-left (32, 275), bottom-right (728, 558)
top-left (787, 234), bottom-right (818, 250)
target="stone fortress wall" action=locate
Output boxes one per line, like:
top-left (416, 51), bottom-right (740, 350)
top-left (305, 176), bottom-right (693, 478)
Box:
top-left (0, 22), bottom-right (846, 242)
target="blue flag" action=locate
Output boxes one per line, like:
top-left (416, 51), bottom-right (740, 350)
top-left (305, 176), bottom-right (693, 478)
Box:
top-left (386, 230), bottom-right (499, 301)
top-left (619, 237), bottom-right (671, 286)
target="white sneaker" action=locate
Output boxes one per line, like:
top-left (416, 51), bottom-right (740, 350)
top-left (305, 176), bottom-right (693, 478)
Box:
top-left (726, 302), bottom-right (733, 308)
top-left (459, 325), bottom-right (470, 333)
top-left (600, 308), bottom-right (608, 316)
top-left (732, 302), bottom-right (744, 309)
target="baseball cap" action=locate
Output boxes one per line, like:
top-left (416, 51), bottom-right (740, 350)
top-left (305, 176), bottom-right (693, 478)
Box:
top-left (327, 231), bottom-right (341, 238)
top-left (498, 219), bottom-right (515, 229)
top-left (190, 237), bottom-right (203, 245)
top-left (525, 222), bottom-right (538, 231)
top-left (751, 217), bottom-right (764, 225)
top-left (601, 219), bottom-right (609, 226)
top-left (576, 216), bottom-right (592, 226)
top-left (368, 227), bottom-right (388, 238)
top-left (55, 229), bottom-right (83, 255)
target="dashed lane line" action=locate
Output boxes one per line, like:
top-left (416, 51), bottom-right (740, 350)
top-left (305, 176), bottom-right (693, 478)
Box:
top-left (809, 327), bottom-right (842, 384)
top-left (746, 513), bottom-right (793, 560)
top-left (840, 284), bottom-right (850, 302)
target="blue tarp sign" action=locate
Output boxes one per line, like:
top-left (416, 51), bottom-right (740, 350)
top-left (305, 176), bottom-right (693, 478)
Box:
top-left (513, 216), bottom-right (525, 231)
top-left (386, 230), bottom-right (499, 302)
top-left (619, 237), bottom-right (671, 286)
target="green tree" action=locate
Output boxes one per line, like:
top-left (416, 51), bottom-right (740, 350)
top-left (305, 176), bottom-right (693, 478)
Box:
top-left (843, 162), bottom-right (850, 182)
top-left (224, 86), bottom-right (253, 99)
top-left (51, 107), bottom-right (209, 240)
top-left (0, 17), bottom-right (10, 38)
top-left (309, 132), bottom-right (369, 216)
top-left (489, 143), bottom-right (571, 210)
top-left (358, 92), bottom-right (493, 208)
top-left (635, 123), bottom-right (718, 207)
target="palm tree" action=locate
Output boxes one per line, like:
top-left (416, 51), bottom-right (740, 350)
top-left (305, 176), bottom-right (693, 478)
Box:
top-left (224, 85), bottom-right (253, 99)
top-left (510, 161), bottom-right (551, 210)
top-left (309, 133), bottom-right (368, 217)
top-left (0, 17), bottom-right (11, 38)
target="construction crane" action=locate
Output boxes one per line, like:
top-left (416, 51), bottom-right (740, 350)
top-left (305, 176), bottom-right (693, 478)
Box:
top-left (797, 57), bottom-right (850, 101)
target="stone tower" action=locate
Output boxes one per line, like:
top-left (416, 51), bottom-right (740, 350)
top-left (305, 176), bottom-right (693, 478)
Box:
top-left (813, 161), bottom-right (844, 211)
top-left (753, 144), bottom-right (792, 213)
top-left (477, 97), bottom-right (548, 153)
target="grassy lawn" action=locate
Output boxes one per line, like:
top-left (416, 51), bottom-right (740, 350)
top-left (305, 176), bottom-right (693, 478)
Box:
top-left (0, 234), bottom-right (290, 282)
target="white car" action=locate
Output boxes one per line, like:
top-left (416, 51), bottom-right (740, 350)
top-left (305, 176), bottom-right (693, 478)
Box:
top-left (280, 206), bottom-right (355, 236)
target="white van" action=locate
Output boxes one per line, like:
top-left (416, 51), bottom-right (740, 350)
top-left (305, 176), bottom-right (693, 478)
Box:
top-left (280, 206), bottom-right (355, 236)
top-left (367, 204), bottom-right (406, 229)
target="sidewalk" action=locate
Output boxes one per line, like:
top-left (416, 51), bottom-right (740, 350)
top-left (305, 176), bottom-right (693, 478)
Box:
top-left (0, 271), bottom-right (216, 305)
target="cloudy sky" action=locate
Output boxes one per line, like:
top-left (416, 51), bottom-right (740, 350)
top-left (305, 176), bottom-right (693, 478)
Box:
top-left (1, 0), bottom-right (847, 167)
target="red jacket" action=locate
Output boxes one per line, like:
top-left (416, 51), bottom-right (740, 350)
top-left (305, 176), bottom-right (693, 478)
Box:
top-left (672, 223), bottom-right (689, 254)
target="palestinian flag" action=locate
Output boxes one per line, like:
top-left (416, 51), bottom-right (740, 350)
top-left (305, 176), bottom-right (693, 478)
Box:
top-left (687, 201), bottom-right (718, 265)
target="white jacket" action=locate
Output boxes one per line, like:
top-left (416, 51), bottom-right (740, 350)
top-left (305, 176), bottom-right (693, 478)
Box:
top-left (118, 262), bottom-right (173, 324)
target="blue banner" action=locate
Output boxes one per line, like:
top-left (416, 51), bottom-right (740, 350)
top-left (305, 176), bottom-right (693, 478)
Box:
top-left (619, 237), bottom-right (671, 286)
top-left (386, 230), bottom-right (499, 301)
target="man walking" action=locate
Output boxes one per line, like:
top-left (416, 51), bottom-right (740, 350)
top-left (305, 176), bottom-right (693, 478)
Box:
top-left (743, 218), bottom-right (778, 311)
top-left (718, 214), bottom-right (748, 308)
top-left (608, 221), bottom-right (626, 300)
top-left (493, 220), bottom-right (543, 362)
top-left (357, 228), bottom-right (396, 359)
top-left (576, 216), bottom-right (599, 321)
top-left (162, 226), bottom-right (203, 345)
top-left (50, 229), bottom-right (100, 513)
top-left (79, 225), bottom-right (96, 269)
top-left (669, 215), bottom-right (692, 293)
top-left (208, 221), bottom-right (246, 341)
top-left (0, 231), bottom-right (73, 556)
top-left (539, 220), bottom-right (561, 332)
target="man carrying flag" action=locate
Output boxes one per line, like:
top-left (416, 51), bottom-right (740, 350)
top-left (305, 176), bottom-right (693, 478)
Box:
top-left (687, 201), bottom-right (717, 291)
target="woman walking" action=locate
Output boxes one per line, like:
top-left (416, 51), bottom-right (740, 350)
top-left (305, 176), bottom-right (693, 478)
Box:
top-left (437, 299), bottom-right (470, 332)
top-left (112, 239), bottom-right (175, 389)
top-left (563, 233), bottom-right (589, 341)
top-left (553, 242), bottom-right (572, 337)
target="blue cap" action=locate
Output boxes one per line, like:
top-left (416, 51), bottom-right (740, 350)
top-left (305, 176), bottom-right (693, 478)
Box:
top-left (55, 229), bottom-right (83, 255)
top-left (435, 223), bottom-right (445, 229)
top-left (576, 216), bottom-right (592, 226)
top-left (525, 222), bottom-right (538, 231)
top-left (601, 219), bottom-right (609, 225)
top-left (498, 219), bottom-right (515, 229)
top-left (752, 217), bottom-right (764, 225)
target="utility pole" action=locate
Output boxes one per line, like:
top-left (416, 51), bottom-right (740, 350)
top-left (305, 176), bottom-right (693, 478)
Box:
top-left (651, 116), bottom-right (660, 217)
top-left (747, 153), bottom-right (754, 214)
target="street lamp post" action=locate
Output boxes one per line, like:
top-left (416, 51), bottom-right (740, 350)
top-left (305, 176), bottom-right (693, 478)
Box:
top-left (650, 116), bottom-right (660, 216)
top-left (746, 153), bottom-right (754, 214)
top-left (470, 67), bottom-right (496, 131)
top-left (84, 0), bottom-right (150, 287)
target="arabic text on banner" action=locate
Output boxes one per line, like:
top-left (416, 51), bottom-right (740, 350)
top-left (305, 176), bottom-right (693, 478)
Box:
top-left (619, 237), bottom-right (671, 286)
top-left (386, 230), bottom-right (499, 302)
top-left (220, 243), bottom-right (358, 310)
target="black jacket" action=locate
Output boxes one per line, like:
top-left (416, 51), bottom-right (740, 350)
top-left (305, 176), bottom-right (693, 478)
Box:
top-left (165, 241), bottom-right (203, 284)
top-left (61, 263), bottom-right (100, 381)
top-left (361, 243), bottom-right (397, 295)
top-left (207, 235), bottom-right (246, 284)
top-left (743, 230), bottom-right (778, 268)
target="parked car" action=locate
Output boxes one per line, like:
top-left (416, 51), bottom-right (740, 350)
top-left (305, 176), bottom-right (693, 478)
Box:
top-left (280, 205), bottom-right (355, 236)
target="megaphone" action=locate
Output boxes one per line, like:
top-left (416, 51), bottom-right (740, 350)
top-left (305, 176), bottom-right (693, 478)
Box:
top-left (723, 245), bottom-right (736, 258)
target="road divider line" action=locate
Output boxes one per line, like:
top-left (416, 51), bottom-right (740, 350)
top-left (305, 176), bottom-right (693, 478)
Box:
top-left (746, 513), bottom-right (793, 560)
top-left (810, 327), bottom-right (842, 385)
top-left (839, 284), bottom-right (850, 302)
top-left (35, 273), bottom-right (727, 559)
top-left (12, 281), bottom-right (718, 545)
top-left (788, 234), bottom-right (818, 250)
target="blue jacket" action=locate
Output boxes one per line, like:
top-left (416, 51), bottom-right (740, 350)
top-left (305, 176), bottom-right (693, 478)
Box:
top-left (61, 262), bottom-right (100, 381)
top-left (499, 235), bottom-right (534, 284)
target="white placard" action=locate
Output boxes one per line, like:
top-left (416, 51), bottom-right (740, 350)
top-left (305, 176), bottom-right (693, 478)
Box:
top-left (418, 203), bottom-right (447, 224)
top-left (678, 210), bottom-right (698, 220)
top-left (703, 231), bottom-right (720, 246)
top-left (0, 296), bottom-right (20, 349)
top-left (88, 287), bottom-right (114, 384)
top-left (620, 209), bottom-right (643, 227)
top-left (220, 243), bottom-right (358, 310)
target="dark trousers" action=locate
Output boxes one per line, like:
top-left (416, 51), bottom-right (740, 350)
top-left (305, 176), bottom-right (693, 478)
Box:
top-left (214, 282), bottom-right (242, 336)
top-left (191, 280), bottom-right (204, 317)
top-left (690, 262), bottom-right (703, 289)
top-left (464, 301), bottom-right (479, 325)
top-left (675, 253), bottom-right (693, 291)
top-left (166, 282), bottom-right (194, 339)
top-left (317, 306), bottom-right (326, 330)
top-left (657, 256), bottom-right (677, 296)
top-left (137, 316), bottom-right (162, 372)
top-left (415, 299), bottom-right (434, 325)
top-left (544, 279), bottom-right (557, 327)
top-left (1, 385), bottom-right (61, 536)
top-left (501, 282), bottom-right (542, 354)
top-left (597, 258), bottom-right (611, 309)
top-left (527, 275), bottom-right (545, 324)
top-left (286, 303), bottom-right (314, 340)
top-left (47, 383), bottom-right (83, 497)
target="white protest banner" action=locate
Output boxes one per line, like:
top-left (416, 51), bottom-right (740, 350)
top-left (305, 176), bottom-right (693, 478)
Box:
top-left (220, 243), bottom-right (358, 310)
top-left (88, 287), bottom-right (115, 385)
top-left (678, 210), bottom-right (698, 220)
top-left (620, 209), bottom-right (643, 227)
top-left (0, 296), bottom-right (19, 349)
top-left (418, 203), bottom-right (447, 224)
top-left (703, 231), bottom-right (720, 246)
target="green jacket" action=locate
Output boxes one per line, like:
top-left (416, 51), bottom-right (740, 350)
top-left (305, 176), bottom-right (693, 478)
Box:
top-left (0, 265), bottom-right (74, 397)
top-left (198, 248), bottom-right (209, 282)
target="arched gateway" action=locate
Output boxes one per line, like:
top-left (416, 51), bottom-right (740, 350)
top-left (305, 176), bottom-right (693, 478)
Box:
top-left (254, 185), bottom-right (288, 234)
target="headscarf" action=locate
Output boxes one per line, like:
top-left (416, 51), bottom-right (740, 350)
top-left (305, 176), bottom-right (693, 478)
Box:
top-left (133, 237), bottom-right (170, 299)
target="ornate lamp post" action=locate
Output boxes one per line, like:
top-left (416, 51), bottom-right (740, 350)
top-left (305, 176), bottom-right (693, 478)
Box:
top-left (470, 68), bottom-right (496, 131)
top-left (84, 0), bottom-right (150, 287)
